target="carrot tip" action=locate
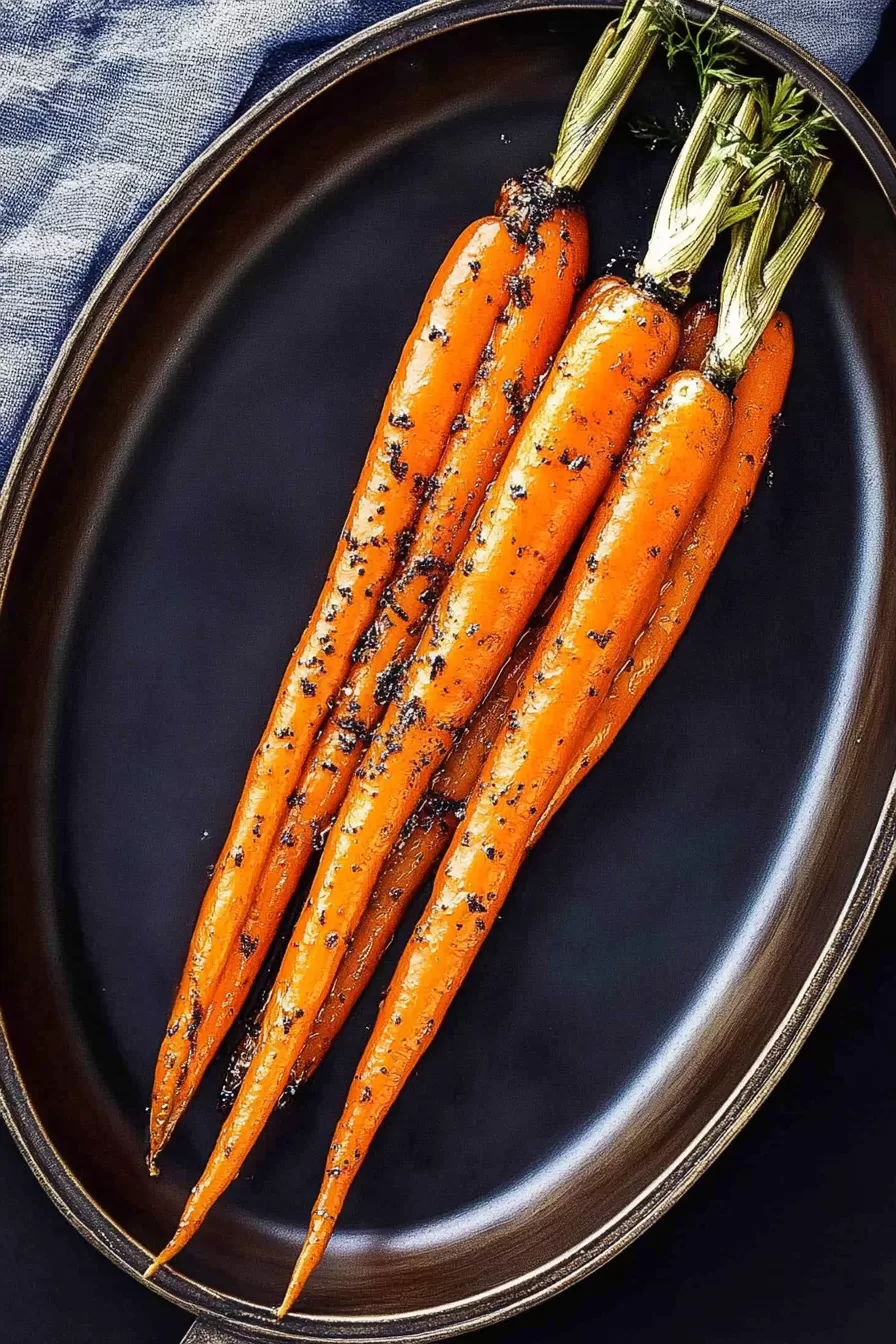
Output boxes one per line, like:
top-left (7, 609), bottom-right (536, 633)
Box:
top-left (144, 1259), bottom-right (162, 1280)
top-left (276, 1263), bottom-right (311, 1317)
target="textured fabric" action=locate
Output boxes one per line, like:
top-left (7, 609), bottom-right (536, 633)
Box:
top-left (742, 0), bottom-right (889, 78)
top-left (0, 0), bottom-right (889, 477)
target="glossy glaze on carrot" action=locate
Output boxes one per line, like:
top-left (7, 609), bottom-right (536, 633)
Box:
top-left (147, 217), bottom-right (520, 1169)
top-left (150, 201), bottom-right (588, 1156)
top-left (674, 299), bottom-right (719, 371)
top-left (224, 598), bottom-right (556, 1102)
top-left (289, 281), bottom-right (677, 948)
top-left (277, 368), bottom-right (732, 1309)
top-left (534, 311), bottom-right (794, 840)
top-left (288, 612), bottom-right (549, 1086)
top-left (143, 279), bottom-right (680, 1261)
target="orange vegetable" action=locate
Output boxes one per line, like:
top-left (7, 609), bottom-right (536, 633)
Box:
top-left (277, 367), bottom-right (732, 1310)
top-left (144, 278), bottom-right (681, 1269)
top-left (151, 202), bottom-right (587, 1159)
top-left (147, 71), bottom-right (763, 1275)
top-left (533, 310), bottom-right (793, 841)
top-left (674, 299), bottom-right (718, 370)
top-left (147, 217), bottom-right (519, 1169)
top-left (224, 596), bottom-right (557, 1101)
top-left (148, 0), bottom-right (663, 1167)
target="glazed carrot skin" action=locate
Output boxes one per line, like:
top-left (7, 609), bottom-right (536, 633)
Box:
top-left (278, 368), bottom-right (732, 1310)
top-left (674, 299), bottom-right (718, 371)
top-left (253, 599), bottom-right (555, 1098)
top-left (533, 311), bottom-right (793, 841)
top-left (148, 216), bottom-right (519, 1167)
top-left (289, 280), bottom-right (679, 960)
top-left (144, 280), bottom-right (680, 1268)
top-left (220, 607), bottom-right (552, 1106)
top-left (149, 205), bottom-right (588, 1158)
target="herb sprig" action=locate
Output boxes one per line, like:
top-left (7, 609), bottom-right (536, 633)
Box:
top-left (631, 104), bottom-right (693, 152)
top-left (631, 0), bottom-right (757, 151)
top-left (649, 0), bottom-right (755, 98)
top-left (632, 3), bottom-right (833, 229)
top-left (748, 75), bottom-right (833, 215)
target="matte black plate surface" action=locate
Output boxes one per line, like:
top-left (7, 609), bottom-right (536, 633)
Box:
top-left (2, 4), bottom-right (896, 1341)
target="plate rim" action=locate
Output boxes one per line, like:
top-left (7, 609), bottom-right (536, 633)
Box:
top-left (2, 2), bottom-right (896, 1340)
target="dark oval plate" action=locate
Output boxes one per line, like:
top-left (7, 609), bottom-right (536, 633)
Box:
top-left (2, 3), bottom-right (896, 1341)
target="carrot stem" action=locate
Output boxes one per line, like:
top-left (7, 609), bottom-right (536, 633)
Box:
top-left (704, 159), bottom-right (827, 388)
top-left (532, 307), bottom-right (793, 842)
top-left (550, 2), bottom-right (658, 191)
top-left (638, 80), bottom-right (758, 306)
top-left (276, 366), bottom-right (733, 1313)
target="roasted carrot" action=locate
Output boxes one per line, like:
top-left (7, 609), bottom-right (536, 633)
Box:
top-left (674, 299), bottom-right (718, 370)
top-left (153, 204), bottom-right (587, 1159)
top-left (147, 215), bottom-right (519, 1167)
top-left (273, 299), bottom-right (720, 1094)
top-left (277, 365), bottom-right (732, 1309)
top-left (147, 1), bottom-right (660, 1164)
top-left (532, 308), bottom-right (793, 841)
top-left (146, 77), bottom-right (758, 1272)
top-left (224, 596), bottom-right (558, 1103)
top-left (531, 157), bottom-right (833, 849)
top-left (223, 296), bottom-right (715, 1102)
top-left (276, 157), bottom-right (827, 1313)
top-left (146, 278), bottom-right (679, 1269)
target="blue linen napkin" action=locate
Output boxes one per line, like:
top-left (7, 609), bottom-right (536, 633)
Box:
top-left (0, 0), bottom-right (889, 479)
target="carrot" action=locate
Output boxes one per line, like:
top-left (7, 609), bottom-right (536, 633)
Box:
top-left (145, 278), bottom-right (679, 1269)
top-left (145, 77), bottom-right (758, 1272)
top-left (147, 0), bottom-right (662, 1164)
top-left (276, 150), bottom-right (829, 1312)
top-left (250, 302), bottom-right (720, 1103)
top-left (532, 309), bottom-right (793, 841)
top-left (674, 299), bottom-right (718, 370)
top-left (529, 88), bottom-right (833, 844)
top-left (147, 214), bottom-right (519, 1166)
top-left (277, 365), bottom-right (732, 1309)
top-left (224, 595), bottom-right (558, 1103)
top-left (152, 202), bottom-right (587, 1159)
top-left (531, 164), bottom-right (832, 852)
